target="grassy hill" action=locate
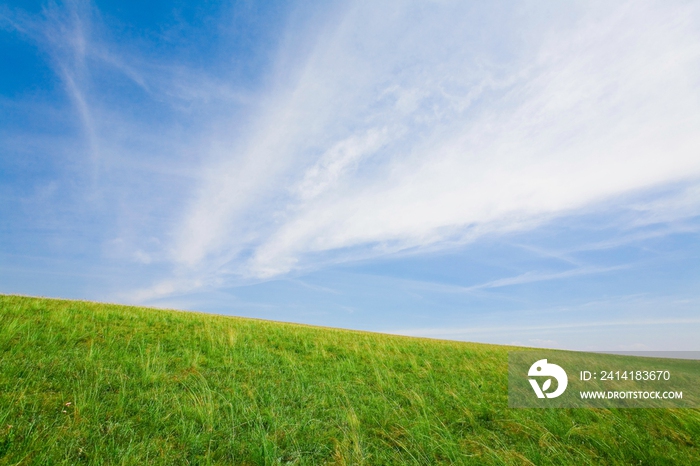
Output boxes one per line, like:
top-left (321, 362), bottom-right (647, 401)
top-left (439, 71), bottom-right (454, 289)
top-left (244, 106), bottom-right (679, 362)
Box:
top-left (0, 295), bottom-right (698, 465)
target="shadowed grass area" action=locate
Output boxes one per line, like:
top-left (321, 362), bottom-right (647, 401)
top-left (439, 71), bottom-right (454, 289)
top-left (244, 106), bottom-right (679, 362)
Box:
top-left (0, 294), bottom-right (698, 464)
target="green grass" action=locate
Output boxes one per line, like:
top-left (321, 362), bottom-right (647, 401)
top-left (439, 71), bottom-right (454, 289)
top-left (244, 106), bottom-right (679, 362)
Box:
top-left (0, 295), bottom-right (698, 465)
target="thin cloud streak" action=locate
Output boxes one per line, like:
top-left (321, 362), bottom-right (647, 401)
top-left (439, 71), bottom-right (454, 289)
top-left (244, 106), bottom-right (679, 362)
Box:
top-left (391, 318), bottom-right (700, 338)
top-left (464, 266), bottom-right (628, 291)
top-left (347, 264), bottom-right (627, 297)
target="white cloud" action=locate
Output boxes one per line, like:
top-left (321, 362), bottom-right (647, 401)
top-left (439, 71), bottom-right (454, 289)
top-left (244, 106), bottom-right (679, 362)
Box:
top-left (169, 1), bottom-right (700, 283)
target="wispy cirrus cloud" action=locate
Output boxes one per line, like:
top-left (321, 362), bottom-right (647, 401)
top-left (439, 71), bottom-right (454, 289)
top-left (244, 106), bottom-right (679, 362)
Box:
top-left (168, 0), bottom-right (700, 291)
top-left (3, 1), bottom-right (700, 320)
top-left (1, 0), bottom-right (256, 271)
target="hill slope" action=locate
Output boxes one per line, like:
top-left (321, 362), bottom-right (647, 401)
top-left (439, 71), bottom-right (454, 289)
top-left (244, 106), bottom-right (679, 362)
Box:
top-left (0, 295), bottom-right (698, 464)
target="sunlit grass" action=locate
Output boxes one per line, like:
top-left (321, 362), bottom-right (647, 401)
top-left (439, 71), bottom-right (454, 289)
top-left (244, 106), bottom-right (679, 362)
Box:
top-left (0, 295), bottom-right (698, 464)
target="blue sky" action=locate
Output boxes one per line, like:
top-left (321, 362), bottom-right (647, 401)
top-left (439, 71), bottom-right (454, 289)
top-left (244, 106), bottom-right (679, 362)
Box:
top-left (2, 0), bottom-right (699, 351)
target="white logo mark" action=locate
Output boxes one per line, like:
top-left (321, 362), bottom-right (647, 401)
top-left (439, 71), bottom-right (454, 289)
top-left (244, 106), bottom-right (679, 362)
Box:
top-left (528, 359), bottom-right (568, 398)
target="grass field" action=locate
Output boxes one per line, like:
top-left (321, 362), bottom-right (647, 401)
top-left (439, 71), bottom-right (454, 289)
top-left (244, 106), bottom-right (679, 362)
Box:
top-left (0, 295), bottom-right (698, 465)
